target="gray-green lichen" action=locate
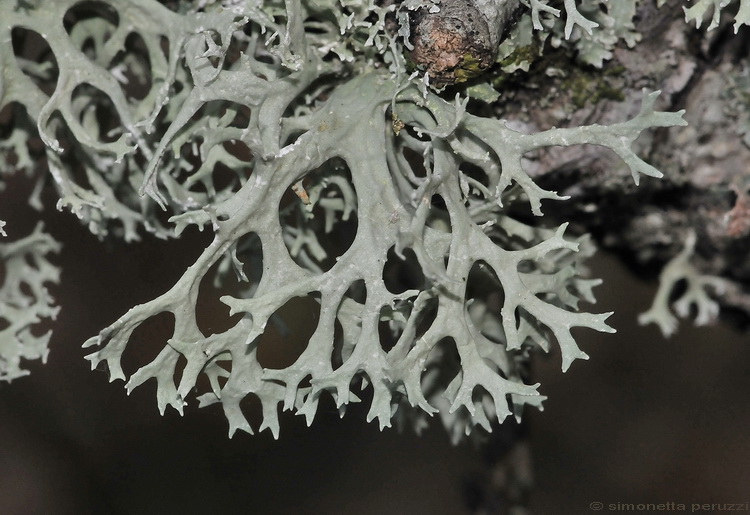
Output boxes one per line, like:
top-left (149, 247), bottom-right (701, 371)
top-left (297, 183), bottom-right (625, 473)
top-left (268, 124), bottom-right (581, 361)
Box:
top-left (638, 231), bottom-right (727, 337)
top-left (517, 0), bottom-right (640, 68)
top-left (1, 0), bottom-right (692, 439)
top-left (678, 0), bottom-right (750, 32)
top-left (0, 223), bottom-right (60, 382)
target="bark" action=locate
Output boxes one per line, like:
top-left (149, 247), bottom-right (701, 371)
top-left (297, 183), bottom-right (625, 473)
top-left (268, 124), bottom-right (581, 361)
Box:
top-left (402, 0), bottom-right (522, 85)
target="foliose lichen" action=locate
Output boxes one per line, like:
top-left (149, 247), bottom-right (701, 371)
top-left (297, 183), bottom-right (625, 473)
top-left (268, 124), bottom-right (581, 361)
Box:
top-left (0, 223), bottom-right (60, 382)
top-left (1, 0), bottom-right (705, 440)
top-left (638, 231), bottom-right (728, 337)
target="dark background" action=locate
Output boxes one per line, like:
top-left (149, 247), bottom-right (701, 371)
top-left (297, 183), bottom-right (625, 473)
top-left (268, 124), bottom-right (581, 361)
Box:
top-left (1, 174), bottom-right (749, 515)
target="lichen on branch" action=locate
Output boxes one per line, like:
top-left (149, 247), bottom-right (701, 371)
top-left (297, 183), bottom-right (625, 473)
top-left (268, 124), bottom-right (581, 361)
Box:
top-left (2, 0), bottom-right (688, 439)
top-left (83, 62), bottom-right (681, 438)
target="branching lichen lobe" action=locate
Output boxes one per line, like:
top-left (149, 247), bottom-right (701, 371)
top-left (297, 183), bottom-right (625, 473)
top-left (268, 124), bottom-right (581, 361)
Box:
top-left (1, 0), bottom-right (709, 442)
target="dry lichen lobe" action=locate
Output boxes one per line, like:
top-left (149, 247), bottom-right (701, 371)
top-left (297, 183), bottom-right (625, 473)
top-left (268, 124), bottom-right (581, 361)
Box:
top-left (408, 1), bottom-right (494, 86)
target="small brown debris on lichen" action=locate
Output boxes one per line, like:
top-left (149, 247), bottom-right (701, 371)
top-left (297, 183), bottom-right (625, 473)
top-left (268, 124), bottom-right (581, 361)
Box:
top-left (292, 180), bottom-right (310, 204)
top-left (392, 111), bottom-right (405, 135)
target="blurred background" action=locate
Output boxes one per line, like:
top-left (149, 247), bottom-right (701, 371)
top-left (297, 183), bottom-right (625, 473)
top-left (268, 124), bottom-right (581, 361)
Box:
top-left (1, 171), bottom-right (749, 515)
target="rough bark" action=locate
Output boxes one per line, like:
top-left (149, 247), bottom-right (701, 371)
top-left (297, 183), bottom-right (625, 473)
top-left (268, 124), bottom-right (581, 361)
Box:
top-left (402, 0), bottom-right (521, 85)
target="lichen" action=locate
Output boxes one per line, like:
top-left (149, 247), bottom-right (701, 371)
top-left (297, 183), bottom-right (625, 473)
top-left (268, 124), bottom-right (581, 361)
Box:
top-left (678, 0), bottom-right (750, 33)
top-left (638, 231), bottom-right (727, 337)
top-left (0, 223), bottom-right (60, 382)
top-left (1, 0), bottom-right (692, 440)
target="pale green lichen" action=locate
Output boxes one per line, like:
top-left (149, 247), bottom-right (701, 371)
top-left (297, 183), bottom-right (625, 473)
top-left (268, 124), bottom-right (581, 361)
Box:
top-left (1, 0), bottom-right (693, 440)
top-left (638, 232), bottom-right (728, 337)
top-left (679, 0), bottom-right (750, 33)
top-left (517, 0), bottom-right (640, 68)
top-left (0, 223), bottom-right (60, 382)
